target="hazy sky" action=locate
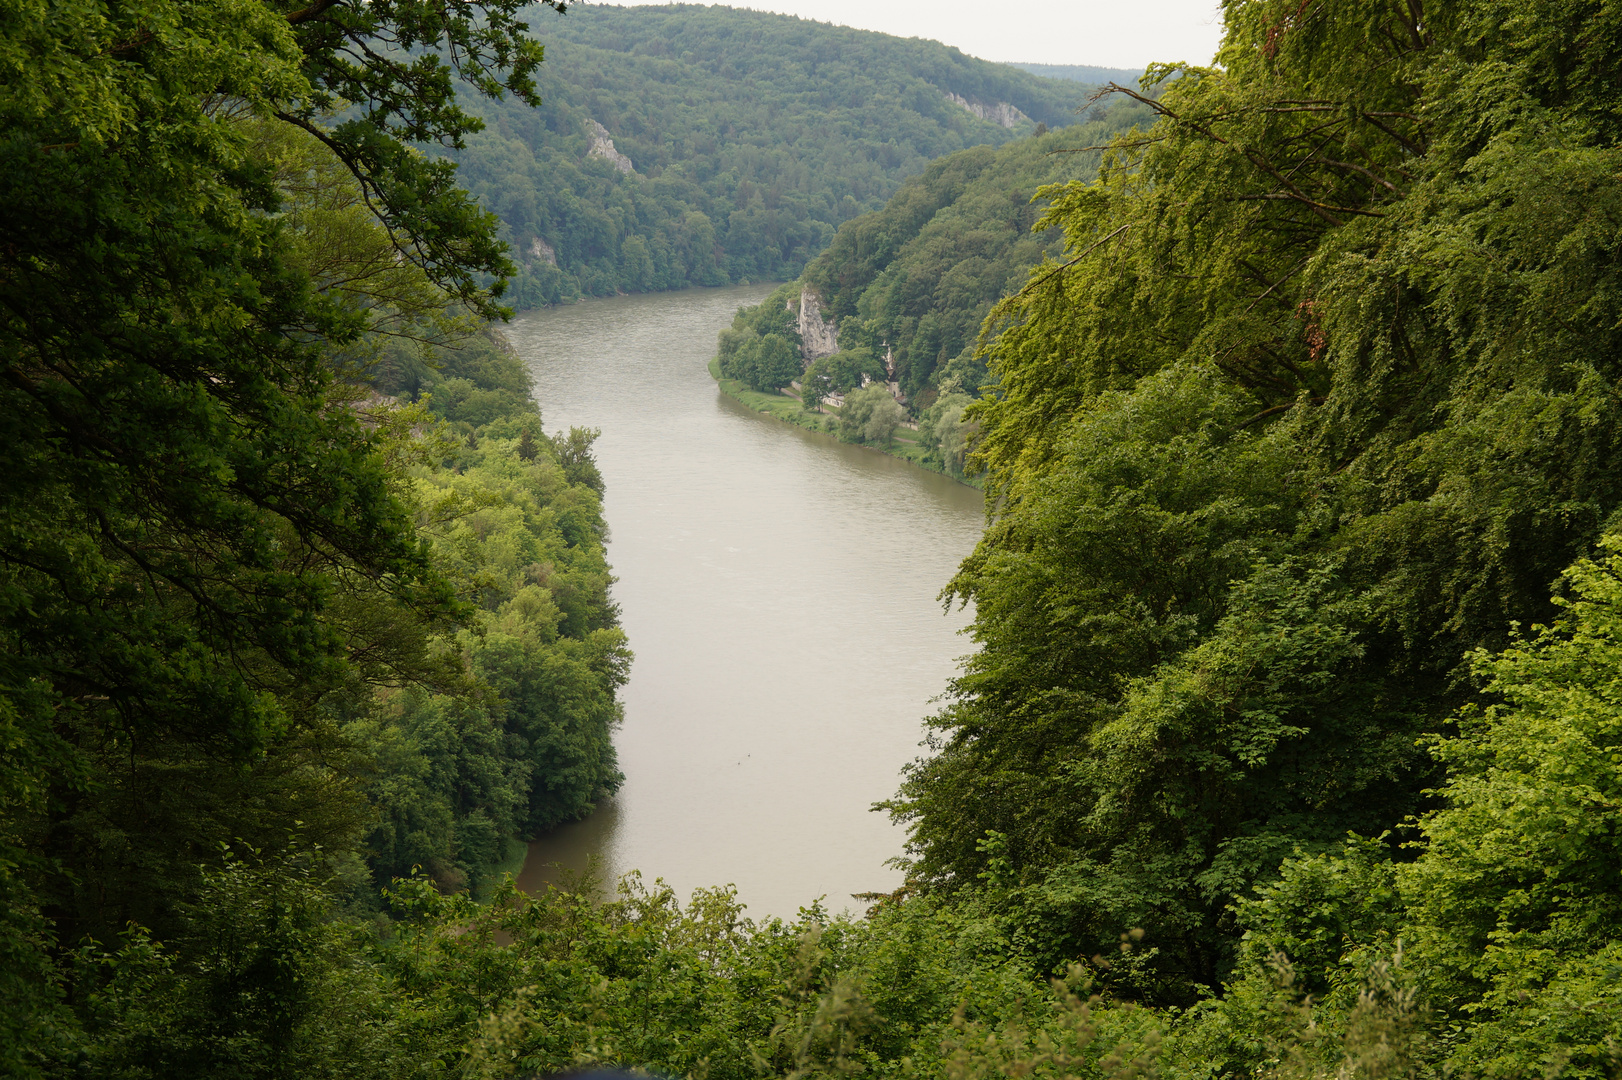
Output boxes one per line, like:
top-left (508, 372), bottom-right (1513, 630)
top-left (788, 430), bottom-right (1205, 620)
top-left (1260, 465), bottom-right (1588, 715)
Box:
top-left (588, 0), bottom-right (1226, 70)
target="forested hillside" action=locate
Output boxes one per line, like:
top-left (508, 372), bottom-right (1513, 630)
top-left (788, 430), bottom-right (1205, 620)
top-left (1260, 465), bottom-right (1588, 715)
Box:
top-left (11, 0), bottom-right (1622, 1077)
top-left (889, 0), bottom-right (1622, 1062)
top-left (444, 4), bottom-right (1105, 306)
top-left (715, 96), bottom-right (1149, 476)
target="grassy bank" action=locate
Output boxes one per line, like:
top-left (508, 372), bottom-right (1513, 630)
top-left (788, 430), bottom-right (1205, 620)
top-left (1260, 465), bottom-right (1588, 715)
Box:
top-left (708, 359), bottom-right (979, 486)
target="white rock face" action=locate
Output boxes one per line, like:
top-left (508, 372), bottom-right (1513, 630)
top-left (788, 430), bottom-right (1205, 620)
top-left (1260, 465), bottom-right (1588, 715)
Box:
top-left (796, 286), bottom-right (839, 364)
top-left (585, 119), bottom-right (634, 174)
top-left (529, 236), bottom-right (557, 265)
top-left (945, 92), bottom-right (1029, 130)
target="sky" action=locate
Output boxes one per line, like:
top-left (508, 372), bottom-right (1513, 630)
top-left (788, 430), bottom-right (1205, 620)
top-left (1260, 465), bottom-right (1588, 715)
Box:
top-left (588, 0), bottom-right (1226, 70)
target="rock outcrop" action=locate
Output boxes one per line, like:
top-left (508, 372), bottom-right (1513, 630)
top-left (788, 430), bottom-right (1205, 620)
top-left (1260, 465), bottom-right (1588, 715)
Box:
top-left (585, 120), bottom-right (634, 174)
top-left (944, 92), bottom-right (1029, 130)
top-left (796, 286), bottom-right (839, 364)
top-left (528, 236), bottom-right (557, 265)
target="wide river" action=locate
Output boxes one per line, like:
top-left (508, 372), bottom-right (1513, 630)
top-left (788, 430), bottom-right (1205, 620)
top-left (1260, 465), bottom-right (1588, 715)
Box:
top-left (505, 284), bottom-right (984, 920)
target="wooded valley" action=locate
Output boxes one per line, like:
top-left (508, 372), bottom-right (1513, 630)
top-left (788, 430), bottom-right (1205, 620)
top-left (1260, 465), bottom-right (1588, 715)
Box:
top-left (6, 0), bottom-right (1622, 1077)
top-left (444, 4), bottom-right (1125, 305)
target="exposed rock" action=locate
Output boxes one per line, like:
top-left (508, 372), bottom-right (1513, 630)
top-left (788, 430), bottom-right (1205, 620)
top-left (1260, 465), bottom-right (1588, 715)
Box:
top-left (796, 285), bottom-right (839, 364)
top-left (881, 343), bottom-right (906, 403)
top-left (585, 119), bottom-right (634, 174)
top-left (529, 236), bottom-right (557, 266)
top-left (944, 92), bottom-right (1029, 130)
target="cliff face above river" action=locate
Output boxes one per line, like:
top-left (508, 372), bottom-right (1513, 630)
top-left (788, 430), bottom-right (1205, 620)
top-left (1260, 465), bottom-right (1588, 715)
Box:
top-left (795, 287), bottom-right (839, 363)
top-left (945, 92), bottom-right (1030, 129)
top-left (585, 119), bottom-right (635, 175)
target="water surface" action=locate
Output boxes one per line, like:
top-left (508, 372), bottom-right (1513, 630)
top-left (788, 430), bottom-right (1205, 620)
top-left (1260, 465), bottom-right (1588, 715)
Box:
top-left (505, 285), bottom-right (983, 919)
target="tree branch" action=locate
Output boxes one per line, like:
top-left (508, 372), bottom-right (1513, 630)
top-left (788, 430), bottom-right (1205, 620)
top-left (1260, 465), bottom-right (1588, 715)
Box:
top-left (1236, 397), bottom-right (1325, 429)
top-left (285, 0), bottom-right (346, 24)
top-left (1014, 225), bottom-right (1132, 298)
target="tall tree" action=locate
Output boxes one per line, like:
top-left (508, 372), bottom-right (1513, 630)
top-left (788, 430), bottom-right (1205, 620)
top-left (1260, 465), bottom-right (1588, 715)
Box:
top-left (0, 0), bottom-right (559, 1060)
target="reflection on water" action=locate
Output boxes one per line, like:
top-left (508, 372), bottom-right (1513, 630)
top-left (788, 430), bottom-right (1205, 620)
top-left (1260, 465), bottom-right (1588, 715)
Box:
top-left (504, 285), bottom-right (984, 920)
top-left (514, 798), bottom-right (620, 896)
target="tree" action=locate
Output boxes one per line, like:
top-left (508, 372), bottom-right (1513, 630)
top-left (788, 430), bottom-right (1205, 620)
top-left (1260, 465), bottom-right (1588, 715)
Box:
top-left (840, 384), bottom-right (907, 446)
top-left (717, 285), bottom-right (806, 392)
top-left (889, 0), bottom-right (1622, 997)
top-left (919, 392), bottom-right (976, 475)
top-left (751, 333), bottom-right (803, 393)
top-left (0, 0), bottom-right (563, 1058)
top-left (1399, 538), bottom-right (1622, 1077)
top-left (799, 348), bottom-right (888, 410)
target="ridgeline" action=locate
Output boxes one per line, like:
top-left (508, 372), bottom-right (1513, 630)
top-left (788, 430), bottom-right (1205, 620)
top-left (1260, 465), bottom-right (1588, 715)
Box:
top-left (445, 4), bottom-right (1122, 306)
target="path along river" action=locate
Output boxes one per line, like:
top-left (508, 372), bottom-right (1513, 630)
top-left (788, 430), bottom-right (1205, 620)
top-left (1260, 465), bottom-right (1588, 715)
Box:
top-left (506, 284), bottom-right (984, 920)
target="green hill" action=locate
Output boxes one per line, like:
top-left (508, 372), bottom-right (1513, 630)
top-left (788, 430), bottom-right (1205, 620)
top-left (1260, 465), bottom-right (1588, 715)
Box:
top-left (794, 102), bottom-right (1148, 404)
top-left (444, 4), bottom-right (1109, 306)
top-left (712, 98), bottom-right (1148, 476)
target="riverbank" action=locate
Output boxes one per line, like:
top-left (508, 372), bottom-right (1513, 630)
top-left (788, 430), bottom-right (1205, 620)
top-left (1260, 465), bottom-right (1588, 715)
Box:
top-left (708, 358), bottom-right (982, 488)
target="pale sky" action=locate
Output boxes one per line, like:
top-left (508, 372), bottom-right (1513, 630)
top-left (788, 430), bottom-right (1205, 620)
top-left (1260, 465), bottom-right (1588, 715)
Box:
top-left (589, 0), bottom-right (1226, 70)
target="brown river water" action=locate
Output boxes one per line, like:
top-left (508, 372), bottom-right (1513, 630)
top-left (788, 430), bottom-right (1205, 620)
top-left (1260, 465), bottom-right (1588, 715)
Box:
top-left (504, 285), bottom-right (984, 920)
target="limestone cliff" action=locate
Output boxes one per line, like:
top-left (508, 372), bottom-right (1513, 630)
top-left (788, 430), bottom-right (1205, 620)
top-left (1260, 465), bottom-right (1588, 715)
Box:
top-left (528, 236), bottom-right (557, 265)
top-left (944, 92), bottom-right (1029, 130)
top-left (585, 119), bottom-right (634, 174)
top-left (796, 286), bottom-right (839, 364)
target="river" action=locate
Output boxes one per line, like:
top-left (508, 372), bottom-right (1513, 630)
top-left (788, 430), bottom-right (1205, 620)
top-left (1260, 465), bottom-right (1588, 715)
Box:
top-left (504, 284), bottom-right (984, 920)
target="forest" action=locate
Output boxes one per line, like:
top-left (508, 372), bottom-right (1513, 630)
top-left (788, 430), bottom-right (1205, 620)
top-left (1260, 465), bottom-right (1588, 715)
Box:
top-left (8, 0), bottom-right (1622, 1077)
top-left (442, 4), bottom-right (1110, 306)
top-left (714, 99), bottom-right (1157, 476)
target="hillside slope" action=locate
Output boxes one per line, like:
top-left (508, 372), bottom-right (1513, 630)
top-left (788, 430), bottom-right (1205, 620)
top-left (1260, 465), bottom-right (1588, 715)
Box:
top-left (793, 101), bottom-right (1149, 404)
top-left (710, 100), bottom-right (1147, 478)
top-left (445, 4), bottom-right (1105, 306)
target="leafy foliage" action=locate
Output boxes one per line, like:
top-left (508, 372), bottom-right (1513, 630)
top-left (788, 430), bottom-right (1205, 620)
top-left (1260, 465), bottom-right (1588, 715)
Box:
top-left (885, 0), bottom-right (1622, 1003)
top-left (717, 284), bottom-right (807, 392)
top-left (0, 0), bottom-right (545, 972)
top-left (342, 333), bottom-right (628, 896)
top-left (1397, 541), bottom-right (1622, 1077)
top-left (838, 385), bottom-right (909, 447)
top-left (0, 0), bottom-right (626, 1064)
top-left (14, 0), bottom-right (1622, 1076)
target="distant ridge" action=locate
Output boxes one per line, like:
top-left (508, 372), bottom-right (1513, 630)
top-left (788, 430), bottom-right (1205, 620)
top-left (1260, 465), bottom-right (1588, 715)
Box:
top-left (1010, 62), bottom-right (1143, 85)
top-left (444, 4), bottom-right (1117, 307)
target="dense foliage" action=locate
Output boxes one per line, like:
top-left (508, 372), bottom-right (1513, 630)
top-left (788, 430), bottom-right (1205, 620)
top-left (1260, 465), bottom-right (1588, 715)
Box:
top-left (37, 536), bottom-right (1622, 1077)
top-left (444, 4), bottom-right (1108, 306)
top-left (715, 283), bottom-right (806, 392)
top-left (796, 123), bottom-right (1120, 404)
top-left (12, 0), bottom-right (1622, 1076)
top-left (344, 332), bottom-right (628, 896)
top-left (890, 0), bottom-right (1622, 1026)
top-left (0, 0), bottom-right (626, 1068)
top-left (717, 104), bottom-right (1147, 475)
